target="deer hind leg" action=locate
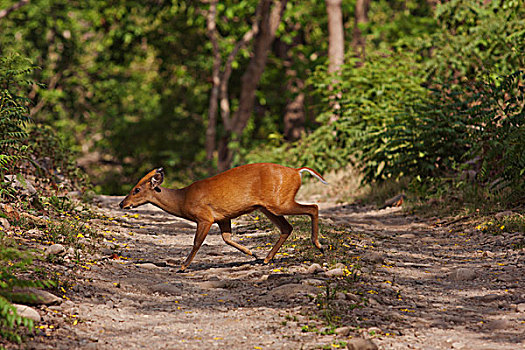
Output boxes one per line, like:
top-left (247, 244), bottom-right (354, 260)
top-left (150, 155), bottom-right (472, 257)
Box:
top-left (259, 207), bottom-right (293, 263)
top-left (180, 220), bottom-right (212, 271)
top-left (218, 219), bottom-right (257, 259)
top-left (268, 202), bottom-right (323, 253)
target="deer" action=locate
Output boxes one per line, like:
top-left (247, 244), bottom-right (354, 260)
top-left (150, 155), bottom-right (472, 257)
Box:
top-left (119, 163), bottom-right (328, 271)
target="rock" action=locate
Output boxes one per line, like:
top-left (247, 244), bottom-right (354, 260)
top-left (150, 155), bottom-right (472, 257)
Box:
top-left (268, 283), bottom-right (318, 299)
top-left (362, 251), bottom-right (384, 264)
top-left (5, 288), bottom-right (62, 306)
top-left (198, 280), bottom-right (233, 289)
top-left (367, 327), bottom-right (381, 335)
top-left (306, 263), bottom-right (324, 274)
top-left (346, 338), bottom-right (378, 350)
top-left (517, 303), bottom-right (525, 313)
top-left (150, 282), bottom-right (184, 294)
top-left (335, 292), bottom-right (346, 300)
top-left (0, 218), bottom-right (10, 230)
top-left (137, 263), bottom-right (158, 269)
top-left (13, 304), bottom-right (41, 322)
top-left (334, 262), bottom-right (346, 269)
top-left (302, 278), bottom-right (325, 286)
top-left (451, 342), bottom-right (465, 349)
top-left (325, 268), bottom-right (345, 277)
top-left (4, 174), bottom-right (37, 196)
top-left (494, 211), bottom-right (515, 220)
top-left (448, 268), bottom-right (477, 281)
top-left (345, 293), bottom-right (361, 303)
top-left (485, 319), bottom-right (510, 330)
top-left (335, 326), bottom-right (351, 336)
top-left (398, 233), bottom-right (416, 239)
top-left (478, 293), bottom-right (500, 303)
top-left (46, 244), bottom-right (65, 256)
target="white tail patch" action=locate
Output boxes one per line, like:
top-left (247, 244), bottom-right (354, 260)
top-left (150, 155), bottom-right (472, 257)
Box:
top-left (299, 168), bottom-right (329, 185)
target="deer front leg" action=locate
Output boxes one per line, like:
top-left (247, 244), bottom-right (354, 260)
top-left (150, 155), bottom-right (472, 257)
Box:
top-left (179, 221), bottom-right (212, 271)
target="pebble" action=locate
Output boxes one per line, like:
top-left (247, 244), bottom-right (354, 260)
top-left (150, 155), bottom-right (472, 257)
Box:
top-left (346, 338), bottom-right (378, 350)
top-left (517, 303), bottom-right (525, 313)
top-left (306, 263), bottom-right (324, 274)
top-left (268, 283), bottom-right (318, 298)
top-left (362, 251), bottom-right (384, 264)
top-left (137, 263), bottom-right (158, 269)
top-left (0, 217), bottom-right (10, 230)
top-left (10, 288), bottom-right (62, 305)
top-left (46, 244), bottom-right (65, 256)
top-left (325, 268), bottom-right (345, 277)
top-left (448, 268), bottom-right (477, 281)
top-left (301, 278), bottom-right (325, 286)
top-left (398, 233), bottom-right (416, 239)
top-left (485, 319), bottom-right (510, 330)
top-left (334, 262), bottom-right (346, 269)
top-left (13, 304), bottom-right (41, 322)
top-left (335, 326), bottom-right (351, 336)
top-left (494, 211), bottom-right (515, 220)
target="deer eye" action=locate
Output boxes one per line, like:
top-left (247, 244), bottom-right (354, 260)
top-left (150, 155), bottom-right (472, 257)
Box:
top-left (133, 188), bottom-right (141, 194)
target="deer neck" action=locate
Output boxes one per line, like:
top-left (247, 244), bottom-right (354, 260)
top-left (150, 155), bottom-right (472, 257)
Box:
top-left (149, 187), bottom-right (186, 217)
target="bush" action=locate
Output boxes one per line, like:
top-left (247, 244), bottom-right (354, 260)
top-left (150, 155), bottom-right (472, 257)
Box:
top-left (0, 53), bottom-right (34, 178)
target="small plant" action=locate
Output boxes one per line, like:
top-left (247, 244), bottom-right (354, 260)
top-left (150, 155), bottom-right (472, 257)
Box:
top-left (0, 231), bottom-right (54, 343)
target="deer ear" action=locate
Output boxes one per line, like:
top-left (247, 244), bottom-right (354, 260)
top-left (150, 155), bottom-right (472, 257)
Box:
top-left (150, 168), bottom-right (164, 188)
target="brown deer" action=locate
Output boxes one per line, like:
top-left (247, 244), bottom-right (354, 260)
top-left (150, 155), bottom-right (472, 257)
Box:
top-left (119, 163), bottom-right (327, 271)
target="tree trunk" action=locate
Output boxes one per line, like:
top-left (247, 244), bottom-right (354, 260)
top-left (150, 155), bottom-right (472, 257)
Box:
top-left (218, 0), bottom-right (288, 172)
top-left (283, 77), bottom-right (305, 141)
top-left (205, 0), bottom-right (221, 161)
top-left (352, 0), bottom-right (370, 62)
top-left (326, 0), bottom-right (344, 74)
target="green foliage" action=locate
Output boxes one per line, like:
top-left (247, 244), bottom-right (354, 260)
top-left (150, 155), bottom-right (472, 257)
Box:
top-left (0, 230), bottom-right (53, 343)
top-left (0, 53), bottom-right (34, 174)
top-left (428, 0), bottom-right (524, 80)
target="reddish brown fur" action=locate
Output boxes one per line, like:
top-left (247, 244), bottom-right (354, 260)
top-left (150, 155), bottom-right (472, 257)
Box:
top-left (119, 163), bottom-right (326, 271)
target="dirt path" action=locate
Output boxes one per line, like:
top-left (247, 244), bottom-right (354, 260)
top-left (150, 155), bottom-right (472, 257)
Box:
top-left (29, 196), bottom-right (524, 349)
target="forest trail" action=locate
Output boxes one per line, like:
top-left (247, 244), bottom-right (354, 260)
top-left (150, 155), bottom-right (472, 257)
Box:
top-left (29, 195), bottom-right (524, 349)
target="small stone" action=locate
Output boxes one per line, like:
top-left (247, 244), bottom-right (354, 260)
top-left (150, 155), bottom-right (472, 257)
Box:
top-left (334, 262), bottom-right (346, 269)
top-left (301, 278), bottom-right (324, 286)
top-left (398, 233), bottom-right (416, 239)
top-left (516, 303), bottom-right (525, 313)
top-left (345, 293), bottom-right (360, 302)
top-left (325, 268), bottom-right (345, 277)
top-left (198, 280), bottom-right (230, 289)
top-left (494, 211), bottom-right (515, 220)
top-left (451, 342), bottom-right (465, 349)
top-left (448, 268), bottom-right (477, 281)
top-left (485, 319), bottom-right (510, 330)
top-left (137, 263), bottom-right (158, 269)
top-left (335, 292), bottom-right (346, 300)
top-left (367, 327), bottom-right (381, 335)
top-left (0, 218), bottom-right (10, 230)
top-left (346, 338), bottom-right (378, 350)
top-left (478, 293), bottom-right (500, 302)
top-left (46, 244), bottom-right (65, 256)
top-left (13, 304), bottom-right (41, 322)
top-left (362, 251), bottom-right (384, 264)
top-left (306, 263), bottom-right (324, 274)
top-left (268, 283), bottom-right (318, 298)
top-left (335, 326), bottom-right (351, 336)
top-left (7, 288), bottom-right (62, 305)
